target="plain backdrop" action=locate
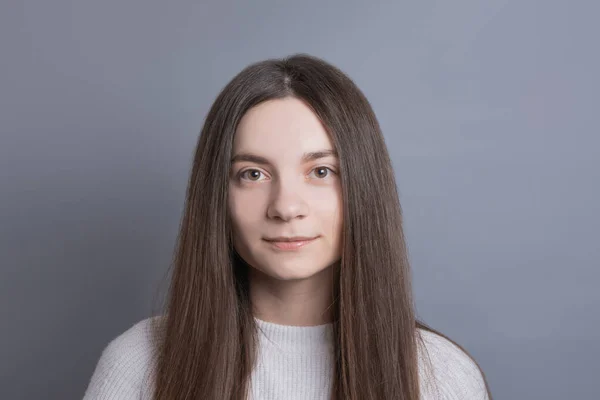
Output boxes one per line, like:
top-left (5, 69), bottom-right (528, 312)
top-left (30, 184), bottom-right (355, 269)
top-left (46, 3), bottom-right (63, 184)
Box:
top-left (1, 1), bottom-right (598, 399)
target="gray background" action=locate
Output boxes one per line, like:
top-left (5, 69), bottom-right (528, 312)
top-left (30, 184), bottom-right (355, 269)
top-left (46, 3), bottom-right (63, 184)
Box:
top-left (1, 0), bottom-right (598, 399)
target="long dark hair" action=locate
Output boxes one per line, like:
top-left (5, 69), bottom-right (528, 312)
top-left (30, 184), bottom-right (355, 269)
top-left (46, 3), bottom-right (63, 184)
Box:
top-left (150, 53), bottom-right (492, 399)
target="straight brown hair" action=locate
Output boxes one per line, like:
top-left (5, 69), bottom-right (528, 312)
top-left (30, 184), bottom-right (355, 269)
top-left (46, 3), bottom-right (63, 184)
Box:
top-left (150, 53), bottom-right (493, 399)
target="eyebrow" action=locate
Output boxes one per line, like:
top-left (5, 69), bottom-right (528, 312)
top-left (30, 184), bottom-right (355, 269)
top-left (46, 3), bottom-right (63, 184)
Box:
top-left (231, 149), bottom-right (338, 165)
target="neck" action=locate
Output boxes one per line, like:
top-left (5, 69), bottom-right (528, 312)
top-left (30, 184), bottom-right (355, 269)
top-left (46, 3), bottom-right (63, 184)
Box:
top-left (248, 263), bottom-right (337, 327)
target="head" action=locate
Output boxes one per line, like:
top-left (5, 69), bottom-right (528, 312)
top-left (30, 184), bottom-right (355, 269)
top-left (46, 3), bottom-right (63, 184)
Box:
top-left (153, 53), bottom-right (492, 400)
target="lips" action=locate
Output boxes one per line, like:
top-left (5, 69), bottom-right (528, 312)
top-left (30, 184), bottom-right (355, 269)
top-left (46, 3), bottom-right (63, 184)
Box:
top-left (263, 236), bottom-right (319, 251)
top-left (264, 236), bottom-right (317, 242)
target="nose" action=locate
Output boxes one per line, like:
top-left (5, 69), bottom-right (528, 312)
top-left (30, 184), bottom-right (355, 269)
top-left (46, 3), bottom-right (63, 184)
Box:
top-left (266, 178), bottom-right (308, 222)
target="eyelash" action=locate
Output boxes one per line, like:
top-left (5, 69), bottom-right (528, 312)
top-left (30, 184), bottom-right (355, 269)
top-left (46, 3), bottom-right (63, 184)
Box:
top-left (237, 166), bottom-right (337, 182)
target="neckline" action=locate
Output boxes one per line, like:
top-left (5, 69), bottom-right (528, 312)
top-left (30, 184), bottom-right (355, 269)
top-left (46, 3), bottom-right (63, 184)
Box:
top-left (254, 317), bottom-right (334, 354)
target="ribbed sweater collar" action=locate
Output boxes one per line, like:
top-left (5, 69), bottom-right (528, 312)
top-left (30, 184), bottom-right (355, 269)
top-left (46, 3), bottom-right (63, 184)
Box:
top-left (254, 317), bottom-right (334, 354)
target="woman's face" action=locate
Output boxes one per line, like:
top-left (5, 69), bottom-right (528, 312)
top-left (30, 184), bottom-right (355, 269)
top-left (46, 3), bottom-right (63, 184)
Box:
top-left (228, 97), bottom-right (343, 281)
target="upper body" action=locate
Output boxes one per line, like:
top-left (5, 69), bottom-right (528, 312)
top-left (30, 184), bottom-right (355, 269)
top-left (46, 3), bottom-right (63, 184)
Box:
top-left (84, 54), bottom-right (492, 399)
top-left (83, 316), bottom-right (488, 400)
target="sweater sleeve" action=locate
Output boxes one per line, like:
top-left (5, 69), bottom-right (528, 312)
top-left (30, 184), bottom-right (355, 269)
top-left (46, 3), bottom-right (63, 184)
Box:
top-left (82, 317), bottom-right (160, 400)
top-left (418, 329), bottom-right (490, 400)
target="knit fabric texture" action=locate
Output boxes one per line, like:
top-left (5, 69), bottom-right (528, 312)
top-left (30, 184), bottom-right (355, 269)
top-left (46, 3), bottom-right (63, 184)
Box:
top-left (83, 316), bottom-right (488, 399)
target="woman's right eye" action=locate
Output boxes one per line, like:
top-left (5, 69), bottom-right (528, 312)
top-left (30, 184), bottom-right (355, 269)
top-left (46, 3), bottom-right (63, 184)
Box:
top-left (239, 169), bottom-right (265, 181)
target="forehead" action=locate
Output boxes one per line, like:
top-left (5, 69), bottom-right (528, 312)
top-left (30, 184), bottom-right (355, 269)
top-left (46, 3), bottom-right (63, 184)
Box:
top-left (233, 97), bottom-right (334, 157)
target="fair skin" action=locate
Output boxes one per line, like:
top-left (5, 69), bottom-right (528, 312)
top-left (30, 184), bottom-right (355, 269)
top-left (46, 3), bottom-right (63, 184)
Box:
top-left (228, 97), bottom-right (343, 327)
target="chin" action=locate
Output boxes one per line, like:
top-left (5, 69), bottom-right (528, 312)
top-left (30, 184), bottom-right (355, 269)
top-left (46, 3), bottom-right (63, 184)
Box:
top-left (253, 259), bottom-right (331, 282)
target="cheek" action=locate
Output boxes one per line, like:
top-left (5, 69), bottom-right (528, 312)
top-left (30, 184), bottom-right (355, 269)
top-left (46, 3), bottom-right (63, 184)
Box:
top-left (228, 197), bottom-right (254, 256)
top-left (314, 191), bottom-right (343, 234)
top-left (228, 189), bottom-right (245, 234)
top-left (229, 189), bottom-right (265, 237)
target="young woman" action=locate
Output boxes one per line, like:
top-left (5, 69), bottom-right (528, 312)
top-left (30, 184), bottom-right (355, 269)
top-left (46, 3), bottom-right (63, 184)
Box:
top-left (84, 54), bottom-right (492, 399)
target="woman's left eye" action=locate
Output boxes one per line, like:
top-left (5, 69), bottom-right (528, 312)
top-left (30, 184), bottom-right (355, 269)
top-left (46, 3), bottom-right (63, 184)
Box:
top-left (310, 166), bottom-right (335, 179)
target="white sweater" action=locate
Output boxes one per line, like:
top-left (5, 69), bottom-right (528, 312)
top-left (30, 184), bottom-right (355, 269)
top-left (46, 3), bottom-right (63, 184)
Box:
top-left (83, 316), bottom-right (489, 399)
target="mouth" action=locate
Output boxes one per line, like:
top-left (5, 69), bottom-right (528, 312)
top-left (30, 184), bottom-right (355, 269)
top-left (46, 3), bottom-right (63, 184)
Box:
top-left (263, 236), bottom-right (319, 251)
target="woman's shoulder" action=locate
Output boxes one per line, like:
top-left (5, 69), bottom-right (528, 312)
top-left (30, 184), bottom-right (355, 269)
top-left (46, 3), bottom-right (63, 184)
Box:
top-left (83, 316), bottom-right (165, 399)
top-left (416, 328), bottom-right (489, 400)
